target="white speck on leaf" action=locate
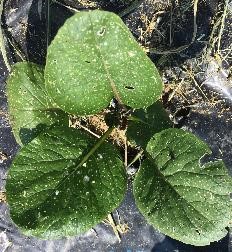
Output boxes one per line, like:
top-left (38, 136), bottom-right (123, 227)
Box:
top-left (84, 175), bottom-right (90, 182)
top-left (128, 51), bottom-right (136, 57)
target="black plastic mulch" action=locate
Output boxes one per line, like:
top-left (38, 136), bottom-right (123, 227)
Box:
top-left (0, 0), bottom-right (231, 251)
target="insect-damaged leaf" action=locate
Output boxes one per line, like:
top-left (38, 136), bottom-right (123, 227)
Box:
top-left (133, 128), bottom-right (232, 246)
top-left (127, 101), bottom-right (172, 148)
top-left (45, 10), bottom-right (163, 115)
top-left (6, 127), bottom-right (126, 239)
top-left (7, 62), bottom-right (68, 145)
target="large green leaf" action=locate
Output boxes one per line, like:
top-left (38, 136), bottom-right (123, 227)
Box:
top-left (7, 62), bottom-right (68, 145)
top-left (6, 127), bottom-right (126, 239)
top-left (134, 128), bottom-right (231, 246)
top-left (127, 101), bottom-right (172, 148)
top-left (45, 10), bottom-right (163, 115)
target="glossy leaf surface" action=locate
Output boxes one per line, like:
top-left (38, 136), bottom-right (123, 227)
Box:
top-left (45, 10), bottom-right (163, 115)
top-left (6, 127), bottom-right (127, 239)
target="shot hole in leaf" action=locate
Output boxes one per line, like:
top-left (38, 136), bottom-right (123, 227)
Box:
top-left (97, 27), bottom-right (106, 36)
top-left (125, 86), bottom-right (135, 90)
top-left (196, 230), bottom-right (201, 235)
top-left (169, 150), bottom-right (175, 160)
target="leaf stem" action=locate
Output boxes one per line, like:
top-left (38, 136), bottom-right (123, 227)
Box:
top-left (0, 0), bottom-right (11, 72)
top-left (118, 0), bottom-right (143, 17)
top-left (46, 0), bottom-right (51, 49)
top-left (77, 127), bottom-right (114, 168)
top-left (126, 149), bottom-right (143, 168)
top-left (217, 0), bottom-right (229, 55)
top-left (52, 0), bottom-right (79, 13)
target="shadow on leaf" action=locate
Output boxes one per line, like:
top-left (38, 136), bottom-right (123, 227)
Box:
top-left (127, 101), bottom-right (172, 148)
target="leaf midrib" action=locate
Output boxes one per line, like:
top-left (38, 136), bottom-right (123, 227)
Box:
top-left (89, 13), bottom-right (123, 104)
top-left (145, 156), bottom-right (219, 229)
top-left (18, 83), bottom-right (47, 107)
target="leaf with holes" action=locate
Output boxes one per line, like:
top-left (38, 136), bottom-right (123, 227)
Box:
top-left (134, 128), bottom-right (232, 246)
top-left (7, 62), bottom-right (68, 145)
top-left (6, 127), bottom-right (126, 239)
top-left (127, 101), bottom-right (172, 148)
top-left (45, 10), bottom-right (163, 115)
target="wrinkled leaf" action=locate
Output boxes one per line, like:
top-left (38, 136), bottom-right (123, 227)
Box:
top-left (134, 128), bottom-right (231, 246)
top-left (6, 127), bottom-right (126, 239)
top-left (45, 10), bottom-right (163, 115)
top-left (7, 62), bottom-right (68, 145)
top-left (127, 101), bottom-right (172, 148)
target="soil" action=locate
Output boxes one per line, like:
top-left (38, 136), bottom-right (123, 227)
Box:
top-left (0, 0), bottom-right (231, 251)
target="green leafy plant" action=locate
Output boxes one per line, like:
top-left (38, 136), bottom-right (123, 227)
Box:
top-left (5, 10), bottom-right (231, 246)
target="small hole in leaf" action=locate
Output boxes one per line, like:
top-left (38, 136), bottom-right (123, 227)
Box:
top-left (85, 60), bottom-right (91, 63)
top-left (195, 229), bottom-right (201, 235)
top-left (97, 27), bottom-right (106, 36)
top-left (125, 86), bottom-right (135, 90)
top-left (169, 150), bottom-right (175, 159)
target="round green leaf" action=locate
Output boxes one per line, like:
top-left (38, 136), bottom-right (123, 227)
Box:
top-left (6, 127), bottom-right (127, 239)
top-left (7, 62), bottom-right (68, 145)
top-left (134, 128), bottom-right (232, 246)
top-left (45, 10), bottom-right (163, 115)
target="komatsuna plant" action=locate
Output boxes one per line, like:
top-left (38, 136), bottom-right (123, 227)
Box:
top-left (5, 10), bottom-right (231, 246)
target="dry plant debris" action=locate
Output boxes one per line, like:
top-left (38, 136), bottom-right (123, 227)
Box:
top-left (103, 213), bottom-right (130, 242)
top-left (0, 191), bottom-right (6, 203)
top-left (0, 151), bottom-right (7, 163)
top-left (71, 113), bottom-right (128, 147)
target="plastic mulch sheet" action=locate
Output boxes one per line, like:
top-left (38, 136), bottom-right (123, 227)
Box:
top-left (0, 0), bottom-right (231, 251)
